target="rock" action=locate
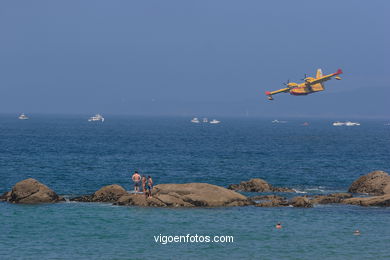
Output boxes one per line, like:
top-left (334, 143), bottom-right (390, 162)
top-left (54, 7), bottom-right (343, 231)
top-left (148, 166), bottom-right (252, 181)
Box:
top-left (152, 183), bottom-right (251, 207)
top-left (250, 195), bottom-right (286, 201)
top-left (289, 196), bottom-right (313, 208)
top-left (92, 184), bottom-right (128, 202)
top-left (5, 178), bottom-right (62, 204)
top-left (70, 184), bottom-right (128, 202)
top-left (115, 194), bottom-right (167, 207)
top-left (342, 194), bottom-right (390, 207)
top-left (70, 195), bottom-right (94, 202)
top-left (228, 178), bottom-right (294, 193)
top-left (311, 193), bottom-right (352, 204)
top-left (253, 195), bottom-right (289, 207)
top-left (348, 171), bottom-right (390, 195)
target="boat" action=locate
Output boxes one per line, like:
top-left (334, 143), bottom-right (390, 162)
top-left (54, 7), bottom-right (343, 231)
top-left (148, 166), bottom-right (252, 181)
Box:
top-left (203, 118), bottom-right (208, 123)
top-left (345, 121), bottom-right (360, 126)
top-left (18, 113), bottom-right (29, 120)
top-left (333, 121), bottom-right (360, 126)
top-left (332, 121), bottom-right (345, 126)
top-left (272, 119), bottom-right (287, 124)
top-left (191, 117), bottom-right (200, 123)
top-left (209, 119), bottom-right (221, 124)
top-left (88, 114), bottom-right (104, 122)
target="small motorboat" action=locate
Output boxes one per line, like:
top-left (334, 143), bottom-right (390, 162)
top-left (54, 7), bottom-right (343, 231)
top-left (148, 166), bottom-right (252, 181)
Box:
top-left (191, 117), bottom-right (200, 123)
top-left (88, 114), bottom-right (104, 122)
top-left (209, 119), bottom-right (221, 124)
top-left (18, 113), bottom-right (29, 120)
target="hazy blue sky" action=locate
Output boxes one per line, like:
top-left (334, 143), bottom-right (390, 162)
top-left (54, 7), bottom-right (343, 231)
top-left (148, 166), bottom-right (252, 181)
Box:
top-left (0, 1), bottom-right (389, 118)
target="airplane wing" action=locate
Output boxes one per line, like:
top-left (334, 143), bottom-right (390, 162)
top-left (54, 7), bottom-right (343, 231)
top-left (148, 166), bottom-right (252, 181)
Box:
top-left (309, 69), bottom-right (342, 85)
top-left (267, 87), bottom-right (291, 95)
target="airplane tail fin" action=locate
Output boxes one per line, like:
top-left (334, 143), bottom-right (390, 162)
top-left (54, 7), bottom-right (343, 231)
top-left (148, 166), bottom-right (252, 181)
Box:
top-left (316, 69), bottom-right (323, 79)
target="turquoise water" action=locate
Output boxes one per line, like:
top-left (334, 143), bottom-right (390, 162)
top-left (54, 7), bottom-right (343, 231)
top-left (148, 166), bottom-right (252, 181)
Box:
top-left (1, 115), bottom-right (390, 259)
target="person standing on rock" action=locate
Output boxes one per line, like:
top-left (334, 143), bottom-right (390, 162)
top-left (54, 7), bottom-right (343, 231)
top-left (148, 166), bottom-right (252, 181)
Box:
top-left (141, 175), bottom-right (147, 197)
top-left (132, 171), bottom-right (141, 192)
top-left (147, 176), bottom-right (153, 197)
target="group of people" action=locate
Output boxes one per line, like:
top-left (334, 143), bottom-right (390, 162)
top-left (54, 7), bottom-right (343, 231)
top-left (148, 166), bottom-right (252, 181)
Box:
top-left (132, 171), bottom-right (153, 197)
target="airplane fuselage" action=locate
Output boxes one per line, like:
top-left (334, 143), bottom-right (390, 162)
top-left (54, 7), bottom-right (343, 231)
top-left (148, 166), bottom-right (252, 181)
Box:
top-left (289, 78), bottom-right (325, 95)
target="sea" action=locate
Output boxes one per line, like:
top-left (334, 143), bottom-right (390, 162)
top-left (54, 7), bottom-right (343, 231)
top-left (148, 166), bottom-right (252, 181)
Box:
top-left (1, 115), bottom-right (389, 260)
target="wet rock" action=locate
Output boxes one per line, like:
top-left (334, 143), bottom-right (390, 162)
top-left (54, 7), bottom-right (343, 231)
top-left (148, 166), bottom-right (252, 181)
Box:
top-left (70, 195), bottom-right (94, 202)
top-left (348, 171), bottom-right (390, 195)
top-left (228, 178), bottom-right (294, 193)
top-left (289, 196), bottom-right (313, 208)
top-left (311, 193), bottom-right (352, 204)
top-left (342, 194), bottom-right (390, 207)
top-left (251, 195), bottom-right (288, 207)
top-left (4, 178), bottom-right (62, 204)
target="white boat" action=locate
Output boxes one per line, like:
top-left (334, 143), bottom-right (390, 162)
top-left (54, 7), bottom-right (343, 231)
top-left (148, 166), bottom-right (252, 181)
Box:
top-left (18, 113), bottom-right (29, 120)
top-left (191, 117), bottom-right (200, 123)
top-left (333, 121), bottom-right (360, 126)
top-left (332, 121), bottom-right (345, 126)
top-left (345, 121), bottom-right (360, 126)
top-left (209, 119), bottom-right (221, 124)
top-left (203, 118), bottom-right (208, 123)
top-left (88, 114), bottom-right (104, 122)
top-left (272, 119), bottom-right (287, 123)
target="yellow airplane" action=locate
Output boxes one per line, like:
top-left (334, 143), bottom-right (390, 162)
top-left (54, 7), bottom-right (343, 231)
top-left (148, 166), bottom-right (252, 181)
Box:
top-left (265, 68), bottom-right (342, 100)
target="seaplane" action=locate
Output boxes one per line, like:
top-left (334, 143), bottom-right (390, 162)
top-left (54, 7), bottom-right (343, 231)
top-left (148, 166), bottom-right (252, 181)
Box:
top-left (265, 68), bottom-right (342, 100)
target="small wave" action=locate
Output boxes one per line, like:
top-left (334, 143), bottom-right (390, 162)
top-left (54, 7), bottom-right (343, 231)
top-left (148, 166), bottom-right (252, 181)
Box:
top-left (292, 189), bottom-right (307, 194)
top-left (305, 188), bottom-right (325, 192)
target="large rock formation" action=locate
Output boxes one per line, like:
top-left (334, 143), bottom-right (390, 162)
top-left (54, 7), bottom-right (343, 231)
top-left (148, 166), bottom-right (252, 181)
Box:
top-left (116, 183), bottom-right (252, 207)
top-left (71, 184), bottom-right (128, 202)
top-left (342, 194), bottom-right (390, 207)
top-left (1, 178), bottom-right (62, 204)
top-left (228, 178), bottom-right (294, 192)
top-left (348, 171), bottom-right (390, 195)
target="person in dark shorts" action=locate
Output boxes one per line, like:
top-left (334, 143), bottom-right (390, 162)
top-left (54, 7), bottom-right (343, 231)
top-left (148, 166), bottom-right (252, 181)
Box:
top-left (132, 171), bottom-right (141, 192)
top-left (147, 176), bottom-right (153, 198)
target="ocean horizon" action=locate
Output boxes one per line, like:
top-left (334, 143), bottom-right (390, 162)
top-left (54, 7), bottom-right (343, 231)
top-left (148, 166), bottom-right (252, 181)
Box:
top-left (1, 115), bottom-right (389, 259)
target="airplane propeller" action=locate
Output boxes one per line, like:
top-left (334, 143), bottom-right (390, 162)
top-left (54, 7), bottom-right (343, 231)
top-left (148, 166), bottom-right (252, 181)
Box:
top-left (301, 74), bottom-right (308, 81)
top-left (283, 80), bottom-right (290, 86)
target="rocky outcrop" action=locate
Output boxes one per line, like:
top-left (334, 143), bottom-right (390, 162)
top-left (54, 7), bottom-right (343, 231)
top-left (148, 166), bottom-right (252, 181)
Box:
top-left (115, 183), bottom-right (252, 207)
top-left (311, 193), bottom-right (352, 204)
top-left (342, 194), bottom-right (390, 207)
top-left (252, 195), bottom-right (289, 207)
top-left (228, 178), bottom-right (294, 193)
top-left (1, 178), bottom-right (62, 204)
top-left (92, 184), bottom-right (128, 202)
top-left (289, 196), bottom-right (313, 208)
top-left (348, 171), bottom-right (390, 195)
top-left (71, 184), bottom-right (128, 202)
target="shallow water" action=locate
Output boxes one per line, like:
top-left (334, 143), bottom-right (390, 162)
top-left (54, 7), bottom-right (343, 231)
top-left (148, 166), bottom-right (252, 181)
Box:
top-left (1, 115), bottom-right (390, 259)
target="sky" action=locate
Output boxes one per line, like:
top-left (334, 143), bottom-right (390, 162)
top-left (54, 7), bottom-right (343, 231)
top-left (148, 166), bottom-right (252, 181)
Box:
top-left (0, 0), bottom-right (389, 118)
